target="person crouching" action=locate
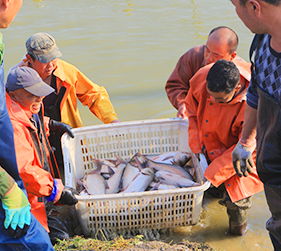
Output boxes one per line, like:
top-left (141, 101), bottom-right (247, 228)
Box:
top-left (5, 66), bottom-right (77, 244)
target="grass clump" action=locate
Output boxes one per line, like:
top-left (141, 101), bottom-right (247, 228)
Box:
top-left (54, 234), bottom-right (144, 251)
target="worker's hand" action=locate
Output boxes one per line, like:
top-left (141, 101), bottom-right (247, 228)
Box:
top-left (232, 141), bottom-right (256, 177)
top-left (177, 103), bottom-right (188, 119)
top-left (1, 183), bottom-right (31, 238)
top-left (52, 179), bottom-right (64, 204)
top-left (111, 120), bottom-right (121, 123)
top-left (56, 186), bottom-right (78, 206)
top-left (49, 119), bottom-right (74, 138)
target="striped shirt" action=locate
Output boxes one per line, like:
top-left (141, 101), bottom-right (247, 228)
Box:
top-left (247, 34), bottom-right (281, 108)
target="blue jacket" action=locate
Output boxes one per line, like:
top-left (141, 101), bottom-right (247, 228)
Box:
top-left (0, 56), bottom-right (54, 250)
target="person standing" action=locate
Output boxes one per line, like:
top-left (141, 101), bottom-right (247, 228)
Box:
top-left (184, 59), bottom-right (263, 235)
top-left (230, 0), bottom-right (281, 249)
top-left (13, 32), bottom-right (120, 177)
top-left (0, 0), bottom-right (54, 250)
top-left (165, 26), bottom-right (245, 118)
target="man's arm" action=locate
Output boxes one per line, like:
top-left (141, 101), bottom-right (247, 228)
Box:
top-left (12, 125), bottom-right (55, 197)
top-left (240, 104), bottom-right (257, 146)
top-left (184, 84), bottom-right (201, 154)
top-left (0, 166), bottom-right (15, 198)
top-left (0, 166), bottom-right (31, 238)
top-left (232, 104), bottom-right (257, 177)
top-left (165, 45), bottom-right (205, 111)
top-left (73, 66), bottom-right (119, 124)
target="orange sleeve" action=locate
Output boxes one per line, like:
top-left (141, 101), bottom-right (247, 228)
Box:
top-left (63, 61), bottom-right (118, 123)
top-left (184, 84), bottom-right (202, 154)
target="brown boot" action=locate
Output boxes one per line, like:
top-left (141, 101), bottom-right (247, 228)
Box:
top-left (229, 220), bottom-right (248, 236)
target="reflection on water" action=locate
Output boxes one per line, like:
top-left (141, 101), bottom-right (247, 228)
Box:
top-left (2, 0), bottom-right (272, 250)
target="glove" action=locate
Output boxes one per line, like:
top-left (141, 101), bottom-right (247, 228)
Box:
top-left (55, 186), bottom-right (78, 206)
top-left (49, 119), bottom-right (74, 138)
top-left (232, 141), bottom-right (256, 177)
top-left (1, 183), bottom-right (31, 238)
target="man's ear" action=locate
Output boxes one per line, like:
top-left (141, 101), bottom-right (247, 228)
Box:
top-left (8, 90), bottom-right (16, 100)
top-left (235, 84), bottom-right (242, 93)
top-left (25, 53), bottom-right (34, 67)
top-left (230, 51), bottom-right (237, 61)
top-left (26, 53), bottom-right (32, 62)
top-left (249, 0), bottom-right (261, 16)
top-left (2, 0), bottom-right (9, 8)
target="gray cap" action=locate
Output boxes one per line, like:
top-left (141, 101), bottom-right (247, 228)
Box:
top-left (6, 67), bottom-right (55, 97)
top-left (26, 33), bottom-right (62, 63)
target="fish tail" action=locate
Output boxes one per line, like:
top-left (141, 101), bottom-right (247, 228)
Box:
top-left (90, 159), bottom-right (103, 174)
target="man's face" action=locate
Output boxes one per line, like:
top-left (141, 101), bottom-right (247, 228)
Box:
top-left (11, 88), bottom-right (44, 114)
top-left (28, 57), bottom-right (57, 80)
top-left (207, 88), bottom-right (236, 103)
top-left (231, 0), bottom-right (259, 34)
top-left (204, 35), bottom-right (233, 65)
top-left (0, 0), bottom-right (23, 28)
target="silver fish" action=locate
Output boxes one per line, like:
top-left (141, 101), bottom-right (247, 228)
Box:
top-left (122, 167), bottom-right (154, 193)
top-left (83, 159), bottom-right (106, 195)
top-left (79, 189), bottom-right (89, 196)
top-left (172, 152), bottom-right (192, 167)
top-left (122, 153), bottom-right (143, 189)
top-left (155, 171), bottom-right (200, 188)
top-left (149, 181), bottom-right (179, 190)
top-left (150, 152), bottom-right (179, 164)
top-left (99, 159), bottom-right (116, 175)
top-left (106, 163), bottom-right (126, 194)
top-left (141, 155), bottom-right (194, 180)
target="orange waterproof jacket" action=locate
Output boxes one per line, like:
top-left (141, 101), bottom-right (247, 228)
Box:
top-left (15, 58), bottom-right (119, 128)
top-left (6, 93), bottom-right (58, 232)
top-left (184, 60), bottom-right (264, 202)
top-left (166, 45), bottom-right (245, 110)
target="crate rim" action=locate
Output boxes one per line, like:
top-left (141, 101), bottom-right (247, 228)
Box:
top-left (62, 117), bottom-right (188, 140)
top-left (75, 181), bottom-right (210, 201)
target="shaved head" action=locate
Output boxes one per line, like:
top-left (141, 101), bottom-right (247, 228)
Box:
top-left (208, 26), bottom-right (238, 54)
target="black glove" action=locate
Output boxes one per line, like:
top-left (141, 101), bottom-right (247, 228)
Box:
top-left (233, 155), bottom-right (254, 177)
top-left (49, 119), bottom-right (74, 138)
top-left (232, 142), bottom-right (255, 177)
top-left (6, 224), bottom-right (29, 238)
top-left (56, 187), bottom-right (78, 206)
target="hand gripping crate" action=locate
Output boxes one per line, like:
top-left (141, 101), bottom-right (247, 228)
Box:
top-left (62, 118), bottom-right (210, 236)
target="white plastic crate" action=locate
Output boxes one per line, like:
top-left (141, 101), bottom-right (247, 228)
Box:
top-left (62, 118), bottom-right (210, 236)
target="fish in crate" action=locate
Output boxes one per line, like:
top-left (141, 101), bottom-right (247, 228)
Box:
top-left (76, 151), bottom-right (202, 196)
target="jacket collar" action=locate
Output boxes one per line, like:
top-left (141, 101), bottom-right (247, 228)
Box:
top-left (52, 59), bottom-right (66, 82)
top-left (6, 93), bottom-right (37, 130)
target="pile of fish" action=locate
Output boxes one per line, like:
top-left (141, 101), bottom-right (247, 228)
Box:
top-left (76, 151), bottom-right (202, 196)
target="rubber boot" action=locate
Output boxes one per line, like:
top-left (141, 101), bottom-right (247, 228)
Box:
top-left (48, 215), bottom-right (70, 245)
top-left (229, 219), bottom-right (248, 236)
top-left (218, 192), bottom-right (251, 236)
top-left (227, 206), bottom-right (249, 236)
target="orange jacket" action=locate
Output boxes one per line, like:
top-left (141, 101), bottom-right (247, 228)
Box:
top-left (6, 93), bottom-right (58, 232)
top-left (14, 58), bottom-right (119, 128)
top-left (166, 45), bottom-right (245, 110)
top-left (184, 60), bottom-right (264, 202)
